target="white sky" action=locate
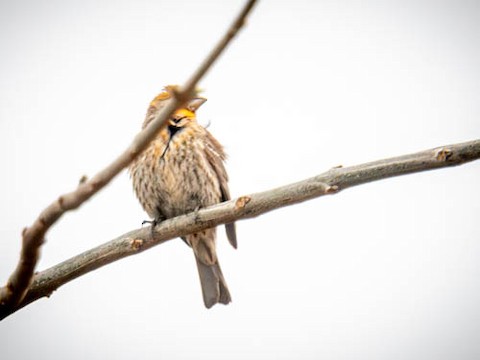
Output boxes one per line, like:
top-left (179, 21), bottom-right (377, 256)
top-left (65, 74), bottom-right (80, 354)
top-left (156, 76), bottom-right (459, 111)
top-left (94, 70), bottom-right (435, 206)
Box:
top-left (1, 0), bottom-right (479, 359)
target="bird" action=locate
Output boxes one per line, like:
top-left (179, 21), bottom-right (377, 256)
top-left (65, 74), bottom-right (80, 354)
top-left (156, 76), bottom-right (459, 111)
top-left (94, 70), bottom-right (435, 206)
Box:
top-left (129, 86), bottom-right (237, 308)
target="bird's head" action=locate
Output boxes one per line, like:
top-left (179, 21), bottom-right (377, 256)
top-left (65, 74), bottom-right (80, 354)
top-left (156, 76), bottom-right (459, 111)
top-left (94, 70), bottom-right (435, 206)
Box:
top-left (143, 85), bottom-right (207, 130)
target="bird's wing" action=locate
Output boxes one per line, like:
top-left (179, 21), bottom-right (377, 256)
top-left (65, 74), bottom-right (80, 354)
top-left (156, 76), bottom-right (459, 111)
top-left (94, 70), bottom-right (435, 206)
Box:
top-left (204, 131), bottom-right (237, 249)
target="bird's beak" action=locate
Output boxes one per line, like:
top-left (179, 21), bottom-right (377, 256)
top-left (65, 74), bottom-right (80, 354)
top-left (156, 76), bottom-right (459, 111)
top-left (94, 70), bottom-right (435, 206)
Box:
top-left (186, 97), bottom-right (207, 112)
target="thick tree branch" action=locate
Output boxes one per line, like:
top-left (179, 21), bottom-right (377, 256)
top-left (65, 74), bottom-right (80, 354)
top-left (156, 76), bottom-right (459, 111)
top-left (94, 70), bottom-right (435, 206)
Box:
top-left (2, 139), bottom-right (478, 320)
top-left (0, 0), bottom-right (258, 313)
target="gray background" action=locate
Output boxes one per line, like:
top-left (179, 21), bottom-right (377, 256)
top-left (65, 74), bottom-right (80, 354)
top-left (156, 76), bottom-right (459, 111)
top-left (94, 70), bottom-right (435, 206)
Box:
top-left (1, 0), bottom-right (479, 359)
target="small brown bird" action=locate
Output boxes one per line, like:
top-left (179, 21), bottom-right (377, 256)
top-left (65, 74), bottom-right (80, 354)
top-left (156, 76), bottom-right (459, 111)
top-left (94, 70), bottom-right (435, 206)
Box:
top-left (129, 86), bottom-right (237, 308)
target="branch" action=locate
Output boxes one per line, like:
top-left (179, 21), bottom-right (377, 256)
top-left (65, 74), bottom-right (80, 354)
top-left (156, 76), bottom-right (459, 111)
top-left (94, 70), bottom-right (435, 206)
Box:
top-left (2, 139), bottom-right (478, 320)
top-left (0, 0), bottom-right (258, 313)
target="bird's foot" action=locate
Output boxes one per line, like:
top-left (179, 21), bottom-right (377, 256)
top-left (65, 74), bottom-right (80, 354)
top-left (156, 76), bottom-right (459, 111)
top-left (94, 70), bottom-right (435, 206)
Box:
top-left (193, 206), bottom-right (201, 223)
top-left (142, 217), bottom-right (163, 237)
top-left (141, 219), bottom-right (156, 226)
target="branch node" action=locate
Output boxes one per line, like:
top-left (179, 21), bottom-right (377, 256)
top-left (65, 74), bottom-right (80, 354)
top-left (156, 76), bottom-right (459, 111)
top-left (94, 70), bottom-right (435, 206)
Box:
top-left (170, 86), bottom-right (182, 99)
top-left (170, 85), bottom-right (196, 103)
top-left (38, 217), bottom-right (47, 228)
top-left (130, 239), bottom-right (144, 251)
top-left (6, 282), bottom-right (14, 293)
top-left (326, 185), bottom-right (339, 194)
top-left (435, 147), bottom-right (453, 162)
top-left (58, 196), bottom-right (65, 210)
top-left (78, 175), bottom-right (88, 185)
top-left (235, 196), bottom-right (251, 210)
top-left (89, 180), bottom-right (102, 191)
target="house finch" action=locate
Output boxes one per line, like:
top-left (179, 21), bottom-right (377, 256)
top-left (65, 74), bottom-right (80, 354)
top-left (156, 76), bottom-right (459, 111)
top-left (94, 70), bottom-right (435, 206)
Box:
top-left (129, 86), bottom-right (237, 308)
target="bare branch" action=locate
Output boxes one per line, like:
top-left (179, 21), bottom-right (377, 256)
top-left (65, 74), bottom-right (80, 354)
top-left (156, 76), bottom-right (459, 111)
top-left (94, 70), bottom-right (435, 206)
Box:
top-left (2, 139), bottom-right (478, 320)
top-left (0, 0), bottom-right (258, 312)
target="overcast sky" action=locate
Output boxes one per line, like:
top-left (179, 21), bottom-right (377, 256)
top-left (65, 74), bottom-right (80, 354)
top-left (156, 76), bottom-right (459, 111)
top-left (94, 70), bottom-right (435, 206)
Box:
top-left (1, 1), bottom-right (479, 359)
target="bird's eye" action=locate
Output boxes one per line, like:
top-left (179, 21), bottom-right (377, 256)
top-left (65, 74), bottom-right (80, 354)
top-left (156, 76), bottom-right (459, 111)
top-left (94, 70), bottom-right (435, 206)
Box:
top-left (171, 116), bottom-right (186, 125)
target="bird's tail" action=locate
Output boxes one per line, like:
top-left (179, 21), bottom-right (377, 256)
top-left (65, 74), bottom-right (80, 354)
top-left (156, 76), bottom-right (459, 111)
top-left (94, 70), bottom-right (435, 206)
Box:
top-left (194, 255), bottom-right (231, 308)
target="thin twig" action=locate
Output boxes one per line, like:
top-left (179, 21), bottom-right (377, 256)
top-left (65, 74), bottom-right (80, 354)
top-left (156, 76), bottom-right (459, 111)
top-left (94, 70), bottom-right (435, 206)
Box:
top-left (0, 0), bottom-right (258, 313)
top-left (2, 139), bottom-right (478, 320)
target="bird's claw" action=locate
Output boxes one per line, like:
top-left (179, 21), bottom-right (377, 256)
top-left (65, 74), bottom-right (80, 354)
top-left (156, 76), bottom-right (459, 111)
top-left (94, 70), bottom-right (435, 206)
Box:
top-left (142, 219), bottom-right (161, 237)
top-left (193, 206), bottom-right (201, 223)
top-left (142, 219), bottom-right (156, 226)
